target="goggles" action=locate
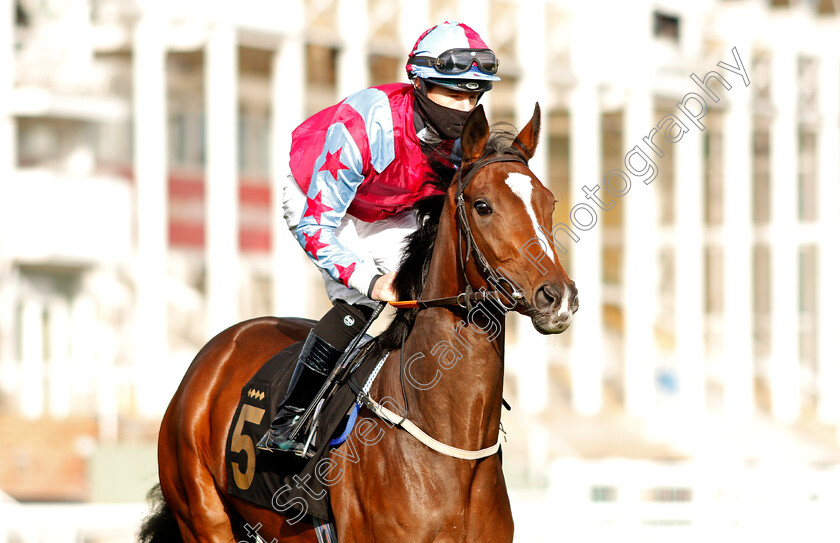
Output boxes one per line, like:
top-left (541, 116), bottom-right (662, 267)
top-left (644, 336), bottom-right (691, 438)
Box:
top-left (410, 48), bottom-right (500, 76)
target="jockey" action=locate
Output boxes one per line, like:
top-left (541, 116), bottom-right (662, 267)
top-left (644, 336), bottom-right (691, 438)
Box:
top-left (257, 21), bottom-right (500, 453)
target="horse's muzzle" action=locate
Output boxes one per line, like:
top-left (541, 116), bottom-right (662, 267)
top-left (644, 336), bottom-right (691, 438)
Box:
top-left (532, 281), bottom-right (578, 334)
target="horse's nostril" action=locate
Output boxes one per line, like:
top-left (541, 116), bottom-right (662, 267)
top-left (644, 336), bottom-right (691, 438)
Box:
top-left (535, 286), bottom-right (553, 309)
top-left (534, 285), bottom-right (558, 312)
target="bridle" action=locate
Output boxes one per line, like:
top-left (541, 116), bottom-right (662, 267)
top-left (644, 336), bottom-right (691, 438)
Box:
top-left (353, 153), bottom-right (536, 461)
top-left (455, 153), bottom-right (536, 313)
top-left (352, 153), bottom-right (540, 461)
top-left (391, 152), bottom-right (536, 315)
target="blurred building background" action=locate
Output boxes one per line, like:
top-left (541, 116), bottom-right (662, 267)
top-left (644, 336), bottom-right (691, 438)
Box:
top-left (1, 0), bottom-right (839, 541)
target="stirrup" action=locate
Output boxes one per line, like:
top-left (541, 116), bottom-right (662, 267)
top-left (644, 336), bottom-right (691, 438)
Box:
top-left (256, 409), bottom-right (314, 457)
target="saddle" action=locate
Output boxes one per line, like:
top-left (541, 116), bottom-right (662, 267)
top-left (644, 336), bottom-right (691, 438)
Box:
top-left (224, 332), bottom-right (382, 522)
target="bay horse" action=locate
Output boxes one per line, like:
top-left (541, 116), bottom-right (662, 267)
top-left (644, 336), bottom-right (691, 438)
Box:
top-left (141, 103), bottom-right (577, 542)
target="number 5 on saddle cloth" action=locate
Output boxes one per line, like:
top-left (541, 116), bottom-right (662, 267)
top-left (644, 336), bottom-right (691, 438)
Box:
top-left (225, 302), bottom-right (386, 521)
top-left (255, 301), bottom-right (385, 457)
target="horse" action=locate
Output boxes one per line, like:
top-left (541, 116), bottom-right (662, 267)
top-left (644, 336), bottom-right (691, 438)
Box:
top-left (140, 103), bottom-right (577, 543)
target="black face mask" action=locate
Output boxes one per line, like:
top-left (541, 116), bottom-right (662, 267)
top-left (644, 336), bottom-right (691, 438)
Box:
top-left (413, 88), bottom-right (472, 141)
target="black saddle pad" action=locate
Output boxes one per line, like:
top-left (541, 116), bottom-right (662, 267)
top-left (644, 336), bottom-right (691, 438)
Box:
top-left (225, 333), bottom-right (384, 522)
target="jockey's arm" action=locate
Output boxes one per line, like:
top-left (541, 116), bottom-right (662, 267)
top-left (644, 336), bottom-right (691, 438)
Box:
top-left (294, 123), bottom-right (387, 299)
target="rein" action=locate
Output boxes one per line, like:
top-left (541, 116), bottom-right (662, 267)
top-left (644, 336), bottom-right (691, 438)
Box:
top-left (388, 289), bottom-right (514, 310)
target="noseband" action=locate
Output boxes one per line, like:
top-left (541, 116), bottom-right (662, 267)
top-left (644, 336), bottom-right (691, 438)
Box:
top-left (391, 152), bottom-right (535, 314)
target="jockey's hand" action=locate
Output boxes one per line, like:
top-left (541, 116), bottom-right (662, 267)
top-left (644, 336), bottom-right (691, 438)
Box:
top-left (371, 272), bottom-right (398, 302)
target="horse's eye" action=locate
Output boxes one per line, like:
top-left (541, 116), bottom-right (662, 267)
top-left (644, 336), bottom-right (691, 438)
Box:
top-left (474, 200), bottom-right (492, 216)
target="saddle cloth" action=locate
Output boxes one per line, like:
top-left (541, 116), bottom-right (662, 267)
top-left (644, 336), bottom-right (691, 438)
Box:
top-left (225, 333), bottom-right (383, 522)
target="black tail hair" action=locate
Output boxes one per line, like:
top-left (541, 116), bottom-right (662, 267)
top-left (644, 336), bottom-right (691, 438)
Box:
top-left (138, 484), bottom-right (183, 543)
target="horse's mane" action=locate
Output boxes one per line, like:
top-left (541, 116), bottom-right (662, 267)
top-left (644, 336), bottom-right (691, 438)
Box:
top-left (371, 122), bottom-right (523, 356)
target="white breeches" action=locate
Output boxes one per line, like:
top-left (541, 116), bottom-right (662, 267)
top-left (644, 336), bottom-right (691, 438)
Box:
top-left (280, 173), bottom-right (419, 307)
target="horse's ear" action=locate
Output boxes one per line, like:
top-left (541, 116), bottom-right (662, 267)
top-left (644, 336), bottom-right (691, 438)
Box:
top-left (512, 103), bottom-right (541, 162)
top-left (460, 104), bottom-right (490, 167)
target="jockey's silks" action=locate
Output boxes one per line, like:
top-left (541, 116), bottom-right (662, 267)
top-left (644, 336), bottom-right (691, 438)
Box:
top-left (288, 83), bottom-right (447, 294)
top-left (290, 83), bottom-right (445, 222)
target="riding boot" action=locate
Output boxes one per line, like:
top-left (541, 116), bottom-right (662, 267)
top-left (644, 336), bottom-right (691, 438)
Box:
top-left (256, 301), bottom-right (372, 453)
top-left (255, 330), bottom-right (340, 454)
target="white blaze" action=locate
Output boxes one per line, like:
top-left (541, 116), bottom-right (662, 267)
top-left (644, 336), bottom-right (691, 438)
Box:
top-left (505, 172), bottom-right (572, 318)
top-left (504, 172), bottom-right (552, 255)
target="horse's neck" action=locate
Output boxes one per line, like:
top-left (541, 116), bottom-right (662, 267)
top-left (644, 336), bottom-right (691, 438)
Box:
top-left (400, 309), bottom-right (505, 450)
top-left (387, 203), bottom-right (505, 451)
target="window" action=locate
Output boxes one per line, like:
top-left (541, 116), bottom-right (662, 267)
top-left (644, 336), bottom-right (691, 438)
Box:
top-left (799, 245), bottom-right (818, 390)
top-left (169, 113), bottom-right (187, 166)
top-left (649, 487), bottom-right (692, 502)
top-left (798, 129), bottom-right (818, 222)
top-left (369, 55), bottom-right (400, 87)
top-left (237, 111), bottom-right (270, 177)
top-left (601, 112), bottom-right (624, 287)
top-left (655, 107), bottom-right (676, 227)
top-left (752, 124), bottom-right (771, 225)
top-left (704, 246), bottom-right (724, 315)
top-left (653, 12), bottom-right (680, 42)
top-left (703, 114), bottom-right (724, 226)
top-left (753, 244), bottom-right (772, 366)
top-left (306, 44), bottom-right (338, 88)
top-left (167, 112), bottom-right (205, 170)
